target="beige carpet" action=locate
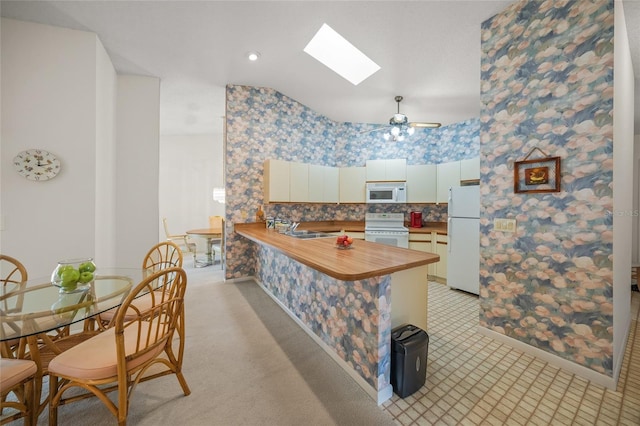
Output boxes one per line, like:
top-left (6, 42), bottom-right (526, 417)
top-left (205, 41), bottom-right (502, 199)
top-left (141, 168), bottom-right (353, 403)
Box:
top-left (31, 265), bottom-right (395, 425)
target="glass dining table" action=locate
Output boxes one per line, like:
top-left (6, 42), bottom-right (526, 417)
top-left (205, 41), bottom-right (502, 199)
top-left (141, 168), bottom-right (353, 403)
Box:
top-left (0, 268), bottom-right (147, 416)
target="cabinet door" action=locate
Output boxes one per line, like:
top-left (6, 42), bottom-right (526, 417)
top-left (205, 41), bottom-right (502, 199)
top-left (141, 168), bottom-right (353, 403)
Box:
top-left (460, 157), bottom-right (480, 181)
top-left (410, 233), bottom-right (436, 276)
top-left (385, 159), bottom-right (407, 181)
top-left (264, 159), bottom-right (290, 202)
top-left (436, 161), bottom-right (461, 203)
top-left (406, 165), bottom-right (437, 203)
top-left (323, 166), bottom-right (339, 203)
top-left (365, 159), bottom-right (386, 181)
top-left (289, 162), bottom-right (309, 202)
top-left (339, 167), bottom-right (366, 203)
top-left (434, 234), bottom-right (448, 280)
top-left (308, 165), bottom-right (324, 203)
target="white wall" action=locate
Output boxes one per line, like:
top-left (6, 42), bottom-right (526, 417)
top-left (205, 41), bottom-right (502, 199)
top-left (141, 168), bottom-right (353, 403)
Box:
top-left (94, 37), bottom-right (118, 268)
top-left (635, 134), bottom-right (640, 263)
top-left (159, 132), bottom-right (224, 252)
top-left (1, 19), bottom-right (106, 276)
top-left (115, 75), bottom-right (161, 268)
top-left (1, 18), bottom-right (161, 275)
top-left (612, 0), bottom-right (634, 384)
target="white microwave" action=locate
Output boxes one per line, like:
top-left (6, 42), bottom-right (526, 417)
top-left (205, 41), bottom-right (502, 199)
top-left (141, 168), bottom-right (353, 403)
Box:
top-left (365, 182), bottom-right (407, 204)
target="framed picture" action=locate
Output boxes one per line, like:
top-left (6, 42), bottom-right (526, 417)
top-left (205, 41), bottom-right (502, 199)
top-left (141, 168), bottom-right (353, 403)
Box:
top-left (514, 156), bottom-right (560, 193)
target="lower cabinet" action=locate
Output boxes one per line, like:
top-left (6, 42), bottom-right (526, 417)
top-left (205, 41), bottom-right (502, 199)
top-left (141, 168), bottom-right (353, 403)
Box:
top-left (434, 234), bottom-right (448, 281)
top-left (409, 232), bottom-right (447, 282)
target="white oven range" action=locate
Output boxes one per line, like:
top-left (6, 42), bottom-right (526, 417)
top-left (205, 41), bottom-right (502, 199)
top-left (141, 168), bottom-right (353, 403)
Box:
top-left (364, 213), bottom-right (409, 249)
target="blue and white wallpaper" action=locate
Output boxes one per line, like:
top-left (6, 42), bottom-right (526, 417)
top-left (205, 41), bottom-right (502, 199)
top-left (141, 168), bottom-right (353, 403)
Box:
top-left (224, 84), bottom-right (479, 394)
top-left (255, 244), bottom-right (392, 393)
top-left (479, 0), bottom-right (614, 376)
top-left (225, 85), bottom-right (479, 278)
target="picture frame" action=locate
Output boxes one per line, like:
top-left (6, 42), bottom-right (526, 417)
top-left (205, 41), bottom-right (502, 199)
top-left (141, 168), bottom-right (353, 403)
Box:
top-left (514, 155), bottom-right (560, 194)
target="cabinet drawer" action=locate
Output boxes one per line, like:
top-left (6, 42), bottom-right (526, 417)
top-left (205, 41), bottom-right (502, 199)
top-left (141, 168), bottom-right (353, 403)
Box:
top-left (409, 234), bottom-right (433, 243)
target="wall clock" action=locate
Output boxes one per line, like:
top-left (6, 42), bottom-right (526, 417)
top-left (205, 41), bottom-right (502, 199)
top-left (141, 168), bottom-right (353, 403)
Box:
top-left (13, 149), bottom-right (61, 181)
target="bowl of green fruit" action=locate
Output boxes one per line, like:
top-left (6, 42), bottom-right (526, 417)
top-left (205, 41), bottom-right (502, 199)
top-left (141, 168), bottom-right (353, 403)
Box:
top-left (51, 258), bottom-right (96, 293)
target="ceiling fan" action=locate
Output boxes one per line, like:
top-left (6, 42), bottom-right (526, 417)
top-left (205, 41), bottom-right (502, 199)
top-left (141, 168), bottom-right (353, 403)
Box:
top-left (362, 96), bottom-right (441, 141)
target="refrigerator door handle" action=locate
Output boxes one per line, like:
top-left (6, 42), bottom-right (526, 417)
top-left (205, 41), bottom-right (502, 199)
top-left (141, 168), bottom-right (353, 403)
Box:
top-left (447, 218), bottom-right (452, 253)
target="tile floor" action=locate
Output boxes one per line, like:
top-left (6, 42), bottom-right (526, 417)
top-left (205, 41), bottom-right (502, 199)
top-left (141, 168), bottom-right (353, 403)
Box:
top-left (382, 282), bottom-right (640, 425)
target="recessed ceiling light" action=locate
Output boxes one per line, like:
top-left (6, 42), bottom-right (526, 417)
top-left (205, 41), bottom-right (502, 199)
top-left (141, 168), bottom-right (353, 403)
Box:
top-left (303, 23), bottom-right (380, 86)
top-left (247, 51), bottom-right (260, 62)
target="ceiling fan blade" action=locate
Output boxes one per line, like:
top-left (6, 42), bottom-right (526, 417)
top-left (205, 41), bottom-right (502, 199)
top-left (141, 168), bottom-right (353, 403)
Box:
top-left (359, 126), bottom-right (389, 135)
top-left (409, 121), bottom-right (442, 129)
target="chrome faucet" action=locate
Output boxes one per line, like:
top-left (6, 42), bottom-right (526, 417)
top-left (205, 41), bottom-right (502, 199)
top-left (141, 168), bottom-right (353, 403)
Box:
top-left (290, 222), bottom-right (300, 232)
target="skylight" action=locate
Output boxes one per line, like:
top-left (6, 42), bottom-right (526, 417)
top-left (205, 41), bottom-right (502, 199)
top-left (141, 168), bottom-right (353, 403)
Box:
top-left (303, 23), bottom-right (380, 86)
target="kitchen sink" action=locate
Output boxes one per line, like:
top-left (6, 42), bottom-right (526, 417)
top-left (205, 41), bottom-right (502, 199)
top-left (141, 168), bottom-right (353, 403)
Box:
top-left (286, 230), bottom-right (334, 239)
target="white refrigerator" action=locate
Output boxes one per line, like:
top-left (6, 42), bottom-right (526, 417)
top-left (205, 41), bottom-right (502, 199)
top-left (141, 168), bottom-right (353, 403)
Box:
top-left (446, 185), bottom-right (480, 295)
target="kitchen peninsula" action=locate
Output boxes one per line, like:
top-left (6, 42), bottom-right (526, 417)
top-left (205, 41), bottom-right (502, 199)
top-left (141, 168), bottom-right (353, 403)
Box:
top-left (235, 222), bottom-right (439, 404)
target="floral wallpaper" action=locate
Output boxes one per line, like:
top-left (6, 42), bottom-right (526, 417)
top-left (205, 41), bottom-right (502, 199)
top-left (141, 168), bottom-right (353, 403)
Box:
top-left (225, 84), bottom-right (479, 278)
top-left (255, 244), bottom-right (392, 394)
top-left (479, 0), bottom-right (614, 376)
top-left (224, 84), bottom-right (479, 399)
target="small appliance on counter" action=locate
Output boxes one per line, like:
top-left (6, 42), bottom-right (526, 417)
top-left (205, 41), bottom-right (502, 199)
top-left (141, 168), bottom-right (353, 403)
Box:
top-left (410, 211), bottom-right (423, 228)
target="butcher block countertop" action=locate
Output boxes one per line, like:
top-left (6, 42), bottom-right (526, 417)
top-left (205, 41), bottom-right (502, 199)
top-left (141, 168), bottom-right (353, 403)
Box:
top-left (234, 222), bottom-right (439, 281)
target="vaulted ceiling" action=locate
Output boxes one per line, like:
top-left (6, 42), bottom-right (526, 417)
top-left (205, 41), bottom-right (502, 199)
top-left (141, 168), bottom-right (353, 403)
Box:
top-left (2, 1), bottom-right (638, 136)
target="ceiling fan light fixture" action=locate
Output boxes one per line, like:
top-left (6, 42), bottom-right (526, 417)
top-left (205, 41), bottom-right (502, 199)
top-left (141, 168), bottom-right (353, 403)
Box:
top-left (391, 113), bottom-right (408, 125)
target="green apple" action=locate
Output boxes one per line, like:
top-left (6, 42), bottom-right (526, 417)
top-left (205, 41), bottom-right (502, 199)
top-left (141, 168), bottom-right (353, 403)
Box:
top-left (60, 268), bottom-right (80, 289)
top-left (56, 265), bottom-right (75, 278)
top-left (79, 262), bottom-right (96, 273)
top-left (78, 271), bottom-right (94, 283)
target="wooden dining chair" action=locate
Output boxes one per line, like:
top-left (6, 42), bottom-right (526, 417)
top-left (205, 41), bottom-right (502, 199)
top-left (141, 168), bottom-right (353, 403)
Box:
top-left (208, 215), bottom-right (225, 265)
top-left (97, 241), bottom-right (183, 328)
top-left (162, 217), bottom-right (197, 263)
top-left (1, 255), bottom-right (28, 358)
top-left (48, 267), bottom-right (191, 426)
top-left (0, 358), bottom-right (37, 426)
top-left (142, 240), bottom-right (184, 273)
top-left (1, 255), bottom-right (27, 315)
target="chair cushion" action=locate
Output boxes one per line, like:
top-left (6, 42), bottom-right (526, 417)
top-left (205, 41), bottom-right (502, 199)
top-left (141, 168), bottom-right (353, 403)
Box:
top-left (48, 321), bottom-right (165, 381)
top-left (0, 358), bottom-right (36, 391)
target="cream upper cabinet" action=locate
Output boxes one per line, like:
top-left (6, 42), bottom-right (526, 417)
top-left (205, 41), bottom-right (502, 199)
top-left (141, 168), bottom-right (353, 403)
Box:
top-left (366, 159), bottom-right (407, 181)
top-left (385, 159), bottom-right (407, 181)
top-left (289, 162), bottom-right (309, 202)
top-left (264, 159), bottom-right (290, 203)
top-left (308, 164), bottom-right (323, 202)
top-left (323, 166), bottom-right (339, 203)
top-left (460, 157), bottom-right (480, 181)
top-left (406, 165), bottom-right (437, 203)
top-left (309, 164), bottom-right (339, 203)
top-left (365, 159), bottom-right (386, 181)
top-left (436, 161), bottom-right (461, 203)
top-left (339, 167), bottom-right (366, 203)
